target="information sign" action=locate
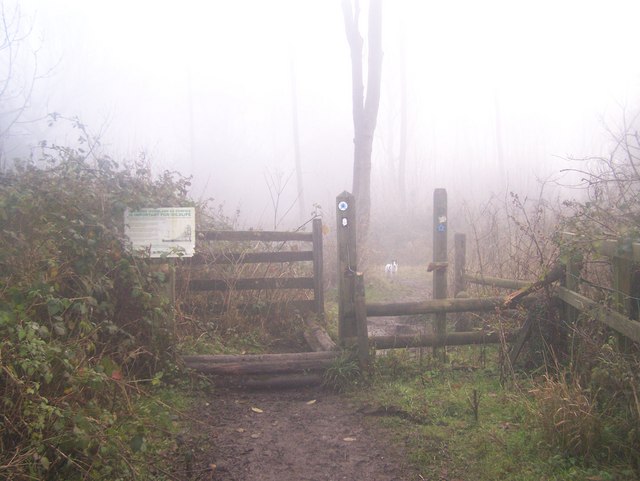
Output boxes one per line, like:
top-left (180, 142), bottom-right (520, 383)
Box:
top-left (124, 207), bottom-right (195, 257)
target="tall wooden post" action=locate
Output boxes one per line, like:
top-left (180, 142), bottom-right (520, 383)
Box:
top-left (563, 253), bottom-right (581, 326)
top-left (613, 239), bottom-right (633, 350)
top-left (433, 189), bottom-right (448, 361)
top-left (311, 218), bottom-right (325, 317)
top-left (337, 191), bottom-right (358, 344)
top-left (454, 233), bottom-right (467, 296)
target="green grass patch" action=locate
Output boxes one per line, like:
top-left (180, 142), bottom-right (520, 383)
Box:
top-left (349, 346), bottom-right (633, 481)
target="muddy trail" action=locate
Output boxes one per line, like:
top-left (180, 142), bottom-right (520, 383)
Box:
top-left (175, 386), bottom-right (422, 481)
top-left (175, 268), bottom-right (433, 481)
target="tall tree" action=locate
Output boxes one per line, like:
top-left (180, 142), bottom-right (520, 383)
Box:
top-left (0, 1), bottom-right (47, 170)
top-left (397, 20), bottom-right (407, 210)
top-left (341, 0), bottom-right (383, 243)
top-left (289, 54), bottom-right (306, 225)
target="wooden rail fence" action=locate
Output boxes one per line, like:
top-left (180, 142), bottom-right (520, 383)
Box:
top-left (184, 189), bottom-right (639, 383)
top-left (181, 218), bottom-right (336, 386)
top-left (337, 190), bottom-right (640, 365)
top-left (184, 218), bottom-right (324, 316)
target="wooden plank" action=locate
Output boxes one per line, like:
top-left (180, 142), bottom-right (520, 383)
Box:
top-left (189, 277), bottom-right (315, 291)
top-left (205, 300), bottom-right (316, 315)
top-left (464, 274), bottom-right (532, 289)
top-left (556, 286), bottom-right (640, 343)
top-left (366, 330), bottom-right (511, 350)
top-left (200, 230), bottom-right (313, 242)
top-left (312, 218), bottom-right (325, 315)
top-left (188, 250), bottom-right (313, 265)
top-left (366, 296), bottom-right (531, 317)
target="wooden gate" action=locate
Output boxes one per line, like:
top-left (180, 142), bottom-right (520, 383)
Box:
top-left (183, 217), bottom-right (325, 317)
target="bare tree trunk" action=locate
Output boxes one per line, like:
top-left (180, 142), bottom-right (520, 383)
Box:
top-left (494, 90), bottom-right (506, 190)
top-left (342, 0), bottom-right (383, 244)
top-left (290, 55), bottom-right (306, 225)
top-left (398, 24), bottom-right (407, 211)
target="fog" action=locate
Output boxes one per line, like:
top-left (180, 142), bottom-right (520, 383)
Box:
top-left (6, 0), bottom-right (640, 228)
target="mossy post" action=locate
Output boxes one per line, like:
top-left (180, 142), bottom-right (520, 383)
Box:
top-left (613, 238), bottom-right (635, 351)
top-left (563, 252), bottom-right (581, 326)
top-left (336, 191), bottom-right (358, 345)
top-left (433, 188), bottom-right (448, 361)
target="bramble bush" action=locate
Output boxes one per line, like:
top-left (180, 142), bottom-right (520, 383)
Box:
top-left (532, 113), bottom-right (640, 472)
top-left (0, 136), bottom-right (194, 479)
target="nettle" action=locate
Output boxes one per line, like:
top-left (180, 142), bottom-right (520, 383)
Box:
top-left (0, 143), bottom-right (192, 479)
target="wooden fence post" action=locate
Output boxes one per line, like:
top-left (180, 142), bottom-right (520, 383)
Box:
top-left (613, 240), bottom-right (633, 315)
top-left (564, 253), bottom-right (581, 326)
top-left (613, 238), bottom-right (634, 350)
top-left (354, 273), bottom-right (370, 369)
top-left (312, 218), bottom-right (325, 317)
top-left (454, 233), bottom-right (467, 296)
top-left (336, 192), bottom-right (358, 344)
top-left (433, 188), bottom-right (448, 361)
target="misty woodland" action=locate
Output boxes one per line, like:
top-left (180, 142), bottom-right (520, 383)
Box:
top-left (1, 1), bottom-right (639, 480)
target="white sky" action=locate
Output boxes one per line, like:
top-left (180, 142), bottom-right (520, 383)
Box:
top-left (13, 0), bottom-right (640, 227)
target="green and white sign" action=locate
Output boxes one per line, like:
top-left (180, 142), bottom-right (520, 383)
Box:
top-left (124, 207), bottom-right (195, 257)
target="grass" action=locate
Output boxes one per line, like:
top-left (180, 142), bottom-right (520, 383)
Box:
top-left (362, 264), bottom-right (430, 303)
top-left (348, 346), bottom-right (633, 481)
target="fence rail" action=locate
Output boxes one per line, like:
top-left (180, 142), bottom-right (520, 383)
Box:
top-left (463, 274), bottom-right (531, 290)
top-left (185, 218), bottom-right (324, 315)
top-left (190, 250), bottom-right (314, 264)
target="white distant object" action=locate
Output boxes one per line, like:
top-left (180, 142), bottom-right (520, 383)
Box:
top-left (124, 207), bottom-right (195, 257)
top-left (384, 260), bottom-right (398, 275)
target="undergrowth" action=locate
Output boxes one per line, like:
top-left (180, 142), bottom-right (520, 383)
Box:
top-left (0, 128), bottom-right (198, 480)
top-left (350, 347), bottom-right (636, 481)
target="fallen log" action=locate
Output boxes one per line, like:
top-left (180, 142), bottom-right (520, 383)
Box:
top-left (503, 263), bottom-right (566, 308)
top-left (183, 351), bottom-right (339, 375)
top-left (302, 317), bottom-right (338, 352)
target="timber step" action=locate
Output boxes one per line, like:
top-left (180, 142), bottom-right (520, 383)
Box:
top-left (182, 351), bottom-right (340, 376)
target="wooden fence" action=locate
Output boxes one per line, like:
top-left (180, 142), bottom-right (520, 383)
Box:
top-left (184, 190), bottom-right (639, 382)
top-left (185, 217), bottom-right (324, 316)
top-left (337, 189), bottom-right (640, 366)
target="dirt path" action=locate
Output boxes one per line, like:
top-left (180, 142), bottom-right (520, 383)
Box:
top-left (179, 385), bottom-right (421, 481)
top-left (175, 269), bottom-right (433, 481)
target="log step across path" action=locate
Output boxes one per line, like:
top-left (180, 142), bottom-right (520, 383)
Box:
top-left (182, 351), bottom-right (339, 376)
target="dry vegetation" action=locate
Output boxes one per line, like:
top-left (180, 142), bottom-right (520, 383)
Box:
top-left (1, 110), bottom-right (639, 480)
top-left (0, 127), bottom-right (208, 479)
top-left (452, 114), bottom-right (640, 474)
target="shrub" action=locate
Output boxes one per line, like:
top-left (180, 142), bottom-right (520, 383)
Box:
top-left (0, 140), bottom-right (193, 479)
